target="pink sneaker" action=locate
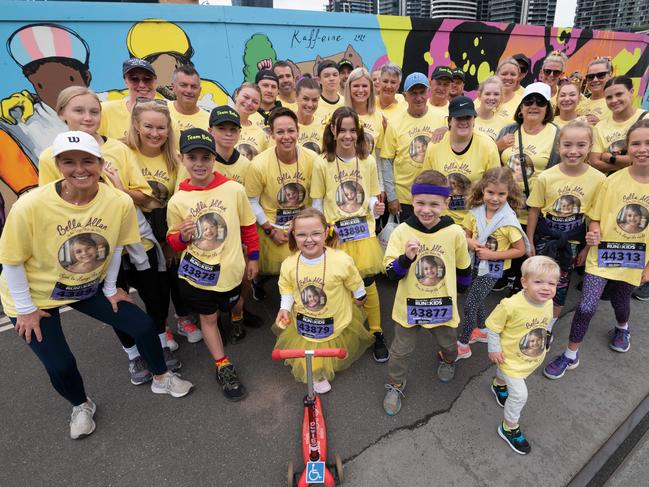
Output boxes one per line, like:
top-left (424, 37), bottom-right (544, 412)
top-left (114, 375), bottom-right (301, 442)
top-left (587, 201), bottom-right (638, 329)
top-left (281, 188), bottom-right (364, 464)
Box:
top-left (469, 327), bottom-right (488, 344)
top-left (165, 328), bottom-right (179, 352)
top-left (176, 317), bottom-right (203, 343)
top-left (456, 341), bottom-right (472, 360)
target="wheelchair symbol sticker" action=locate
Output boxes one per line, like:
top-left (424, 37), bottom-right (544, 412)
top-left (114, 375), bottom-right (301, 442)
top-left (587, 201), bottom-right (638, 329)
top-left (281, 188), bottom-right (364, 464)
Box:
top-left (306, 461), bottom-right (325, 483)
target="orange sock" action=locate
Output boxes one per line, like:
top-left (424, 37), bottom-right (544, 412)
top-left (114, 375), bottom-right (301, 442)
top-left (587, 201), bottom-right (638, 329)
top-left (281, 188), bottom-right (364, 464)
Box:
top-left (215, 356), bottom-right (231, 368)
top-left (231, 310), bottom-right (243, 322)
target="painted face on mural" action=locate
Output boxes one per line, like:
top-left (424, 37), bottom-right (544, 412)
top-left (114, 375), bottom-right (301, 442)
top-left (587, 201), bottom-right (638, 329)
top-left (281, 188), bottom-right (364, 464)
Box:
top-left (27, 62), bottom-right (89, 109)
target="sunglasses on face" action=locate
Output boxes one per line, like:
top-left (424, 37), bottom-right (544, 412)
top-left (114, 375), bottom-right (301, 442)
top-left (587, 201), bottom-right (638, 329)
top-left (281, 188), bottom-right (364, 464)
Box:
top-left (127, 75), bottom-right (155, 84)
top-left (585, 71), bottom-right (609, 82)
top-left (543, 69), bottom-right (562, 77)
top-left (522, 96), bottom-right (548, 107)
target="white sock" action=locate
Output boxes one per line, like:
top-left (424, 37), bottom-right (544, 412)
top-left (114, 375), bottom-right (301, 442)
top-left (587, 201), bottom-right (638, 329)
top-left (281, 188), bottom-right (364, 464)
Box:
top-left (547, 318), bottom-right (558, 333)
top-left (123, 345), bottom-right (140, 360)
top-left (616, 322), bottom-right (629, 330)
top-left (564, 348), bottom-right (578, 360)
top-left (159, 332), bottom-right (168, 348)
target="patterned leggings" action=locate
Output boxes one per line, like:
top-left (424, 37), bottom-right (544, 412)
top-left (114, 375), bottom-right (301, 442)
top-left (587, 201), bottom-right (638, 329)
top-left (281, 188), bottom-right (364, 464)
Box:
top-left (459, 271), bottom-right (498, 344)
top-left (568, 273), bottom-right (635, 344)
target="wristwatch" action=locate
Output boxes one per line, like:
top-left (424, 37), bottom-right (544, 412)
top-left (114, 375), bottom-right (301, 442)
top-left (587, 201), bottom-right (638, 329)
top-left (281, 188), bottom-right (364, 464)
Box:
top-left (263, 226), bottom-right (273, 236)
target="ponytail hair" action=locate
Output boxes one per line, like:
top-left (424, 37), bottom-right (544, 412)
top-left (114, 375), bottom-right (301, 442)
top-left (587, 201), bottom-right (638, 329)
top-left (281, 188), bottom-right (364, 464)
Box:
top-left (322, 106), bottom-right (369, 162)
top-left (288, 207), bottom-right (339, 251)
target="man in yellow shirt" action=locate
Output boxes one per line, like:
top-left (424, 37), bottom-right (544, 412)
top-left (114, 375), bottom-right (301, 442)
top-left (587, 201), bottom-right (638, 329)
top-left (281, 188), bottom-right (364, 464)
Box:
top-left (428, 66), bottom-right (452, 117)
top-left (272, 60), bottom-right (297, 111)
top-left (169, 65), bottom-right (209, 136)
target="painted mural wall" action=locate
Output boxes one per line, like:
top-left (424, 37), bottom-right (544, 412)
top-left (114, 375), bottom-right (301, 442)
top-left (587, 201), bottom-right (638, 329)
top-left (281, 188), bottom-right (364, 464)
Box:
top-left (0, 0), bottom-right (648, 218)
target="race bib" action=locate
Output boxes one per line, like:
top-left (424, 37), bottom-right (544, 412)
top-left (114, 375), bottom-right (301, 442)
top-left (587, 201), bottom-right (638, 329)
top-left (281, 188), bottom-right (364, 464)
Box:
top-left (406, 297), bottom-right (453, 325)
top-left (276, 207), bottom-right (303, 227)
top-left (50, 279), bottom-right (99, 301)
top-left (597, 242), bottom-right (645, 269)
top-left (448, 195), bottom-right (466, 211)
top-left (178, 253), bottom-right (220, 286)
top-left (487, 260), bottom-right (504, 278)
top-left (335, 216), bottom-right (370, 243)
top-left (296, 313), bottom-right (334, 339)
top-left (545, 214), bottom-right (584, 232)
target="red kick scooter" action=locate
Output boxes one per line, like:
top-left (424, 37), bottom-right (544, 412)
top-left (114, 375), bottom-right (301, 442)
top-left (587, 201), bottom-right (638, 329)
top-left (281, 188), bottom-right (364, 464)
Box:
top-left (272, 348), bottom-right (346, 487)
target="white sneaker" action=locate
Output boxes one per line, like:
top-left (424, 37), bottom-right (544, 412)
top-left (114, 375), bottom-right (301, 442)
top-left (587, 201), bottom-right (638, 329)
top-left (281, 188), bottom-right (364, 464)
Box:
top-left (165, 328), bottom-right (179, 352)
top-left (151, 372), bottom-right (194, 398)
top-left (70, 398), bottom-right (96, 440)
top-left (313, 379), bottom-right (332, 394)
top-left (176, 317), bottom-right (203, 343)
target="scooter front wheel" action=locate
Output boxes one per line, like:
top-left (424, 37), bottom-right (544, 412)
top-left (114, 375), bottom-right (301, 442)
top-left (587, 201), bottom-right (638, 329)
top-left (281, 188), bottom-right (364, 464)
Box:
top-left (287, 461), bottom-right (295, 487)
top-left (334, 453), bottom-right (344, 484)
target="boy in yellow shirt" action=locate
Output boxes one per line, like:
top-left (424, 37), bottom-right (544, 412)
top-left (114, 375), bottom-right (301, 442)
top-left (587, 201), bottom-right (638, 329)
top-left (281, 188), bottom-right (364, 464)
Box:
top-left (486, 256), bottom-right (559, 455)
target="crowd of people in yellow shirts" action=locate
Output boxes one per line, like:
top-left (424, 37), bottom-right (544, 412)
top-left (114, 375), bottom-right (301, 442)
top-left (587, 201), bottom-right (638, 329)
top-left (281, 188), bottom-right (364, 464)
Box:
top-left (1, 52), bottom-right (648, 456)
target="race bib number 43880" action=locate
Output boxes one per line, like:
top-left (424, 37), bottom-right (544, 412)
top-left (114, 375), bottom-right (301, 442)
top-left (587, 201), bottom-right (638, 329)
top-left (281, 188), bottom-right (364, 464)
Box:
top-left (406, 297), bottom-right (453, 325)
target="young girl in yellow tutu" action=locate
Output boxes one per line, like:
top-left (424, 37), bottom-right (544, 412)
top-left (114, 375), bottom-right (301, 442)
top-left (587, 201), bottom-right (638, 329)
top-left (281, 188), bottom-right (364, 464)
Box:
top-left (274, 208), bottom-right (374, 394)
top-left (311, 107), bottom-right (389, 362)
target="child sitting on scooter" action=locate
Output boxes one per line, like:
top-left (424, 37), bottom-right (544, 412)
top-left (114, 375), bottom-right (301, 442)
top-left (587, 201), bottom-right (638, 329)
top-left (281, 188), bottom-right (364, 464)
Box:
top-left (274, 208), bottom-right (375, 394)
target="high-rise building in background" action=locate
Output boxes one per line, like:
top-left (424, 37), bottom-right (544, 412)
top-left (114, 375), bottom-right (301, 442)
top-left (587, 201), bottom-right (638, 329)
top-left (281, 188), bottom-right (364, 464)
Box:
top-left (232, 0), bottom-right (272, 6)
top-left (326, 0), bottom-right (375, 12)
top-left (475, 0), bottom-right (555, 25)
top-left (526, 0), bottom-right (555, 25)
top-left (377, 0), bottom-right (403, 14)
top-left (430, 0), bottom-right (477, 19)
top-left (574, 0), bottom-right (649, 31)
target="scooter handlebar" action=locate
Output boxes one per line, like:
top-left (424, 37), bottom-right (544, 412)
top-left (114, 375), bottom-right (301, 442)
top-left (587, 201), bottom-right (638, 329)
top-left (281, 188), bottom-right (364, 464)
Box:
top-left (272, 348), bottom-right (348, 360)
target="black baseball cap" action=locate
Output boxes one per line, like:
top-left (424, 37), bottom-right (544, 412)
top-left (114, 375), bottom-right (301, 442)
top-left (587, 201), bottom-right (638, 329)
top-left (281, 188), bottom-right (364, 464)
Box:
top-left (317, 59), bottom-right (339, 77)
top-left (179, 128), bottom-right (217, 155)
top-left (255, 69), bottom-right (279, 85)
top-left (209, 105), bottom-right (241, 128)
top-left (122, 58), bottom-right (156, 77)
top-left (513, 53), bottom-right (531, 71)
top-left (338, 58), bottom-right (354, 71)
top-left (431, 66), bottom-right (454, 80)
top-left (448, 96), bottom-right (477, 118)
top-left (451, 67), bottom-right (465, 81)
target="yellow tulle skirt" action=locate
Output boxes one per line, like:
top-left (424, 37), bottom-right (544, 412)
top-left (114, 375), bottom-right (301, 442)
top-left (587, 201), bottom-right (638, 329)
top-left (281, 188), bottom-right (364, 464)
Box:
top-left (273, 306), bottom-right (374, 383)
top-left (258, 227), bottom-right (292, 276)
top-left (339, 236), bottom-right (384, 277)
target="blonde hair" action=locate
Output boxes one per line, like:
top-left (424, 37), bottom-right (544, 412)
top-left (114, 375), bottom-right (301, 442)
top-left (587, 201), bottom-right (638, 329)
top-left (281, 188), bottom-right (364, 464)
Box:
top-left (123, 100), bottom-right (178, 174)
top-left (496, 57), bottom-right (521, 76)
top-left (559, 119), bottom-right (594, 146)
top-left (478, 76), bottom-right (503, 110)
top-left (344, 67), bottom-right (376, 115)
top-left (542, 51), bottom-right (568, 71)
top-left (587, 57), bottom-right (612, 75)
top-left (288, 208), bottom-right (339, 251)
top-left (521, 255), bottom-right (560, 280)
top-left (56, 86), bottom-right (101, 116)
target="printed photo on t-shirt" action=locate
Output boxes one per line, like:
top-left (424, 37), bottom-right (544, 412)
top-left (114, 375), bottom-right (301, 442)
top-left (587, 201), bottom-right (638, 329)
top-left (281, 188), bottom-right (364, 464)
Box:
top-left (301, 285), bottom-right (327, 312)
top-left (277, 182), bottom-right (306, 208)
top-left (148, 180), bottom-right (169, 205)
top-left (58, 233), bottom-right (109, 274)
top-left (448, 173), bottom-right (471, 210)
top-left (608, 139), bottom-right (626, 156)
top-left (616, 204), bottom-right (649, 234)
top-left (303, 141), bottom-right (321, 154)
top-left (552, 195), bottom-right (581, 216)
top-left (194, 212), bottom-right (228, 251)
top-left (415, 255), bottom-right (445, 287)
top-left (519, 328), bottom-right (545, 357)
top-left (364, 132), bottom-right (375, 153)
top-left (409, 135), bottom-right (430, 164)
top-left (335, 181), bottom-right (364, 213)
top-left (508, 153), bottom-right (534, 184)
top-left (485, 235), bottom-right (499, 251)
top-left (237, 143), bottom-right (257, 160)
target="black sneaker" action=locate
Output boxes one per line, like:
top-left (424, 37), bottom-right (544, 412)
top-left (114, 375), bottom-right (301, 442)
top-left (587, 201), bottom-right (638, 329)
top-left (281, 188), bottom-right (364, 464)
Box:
top-left (225, 313), bottom-right (246, 344)
top-left (216, 363), bottom-right (248, 401)
top-left (491, 380), bottom-right (508, 407)
top-left (632, 283), bottom-right (649, 301)
top-left (251, 280), bottom-right (267, 301)
top-left (242, 308), bottom-right (264, 328)
top-left (498, 422), bottom-right (531, 455)
top-left (163, 347), bottom-right (182, 372)
top-left (492, 277), bottom-right (510, 292)
top-left (373, 332), bottom-right (389, 363)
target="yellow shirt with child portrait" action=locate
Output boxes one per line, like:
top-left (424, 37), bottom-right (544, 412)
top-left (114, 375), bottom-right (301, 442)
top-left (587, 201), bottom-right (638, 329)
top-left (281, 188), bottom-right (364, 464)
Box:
top-left (461, 213), bottom-right (522, 271)
top-left (297, 122), bottom-right (325, 154)
top-left (593, 109), bottom-right (645, 154)
top-left (486, 292), bottom-right (552, 378)
top-left (238, 123), bottom-right (269, 160)
top-left (359, 111), bottom-right (385, 154)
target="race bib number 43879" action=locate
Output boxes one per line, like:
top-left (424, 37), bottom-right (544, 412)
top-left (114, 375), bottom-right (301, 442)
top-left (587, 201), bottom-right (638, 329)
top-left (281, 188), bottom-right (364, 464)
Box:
top-left (406, 297), bottom-right (453, 325)
top-left (597, 242), bottom-right (645, 269)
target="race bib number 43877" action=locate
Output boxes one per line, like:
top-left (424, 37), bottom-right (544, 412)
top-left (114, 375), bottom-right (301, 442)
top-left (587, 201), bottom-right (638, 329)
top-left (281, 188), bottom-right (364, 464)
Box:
top-left (406, 297), bottom-right (453, 325)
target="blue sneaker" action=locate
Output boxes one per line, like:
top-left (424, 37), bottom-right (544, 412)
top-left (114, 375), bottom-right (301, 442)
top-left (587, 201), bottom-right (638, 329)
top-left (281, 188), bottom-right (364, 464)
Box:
top-left (609, 327), bottom-right (630, 353)
top-left (498, 422), bottom-right (531, 455)
top-left (543, 353), bottom-right (579, 380)
top-left (491, 380), bottom-right (508, 407)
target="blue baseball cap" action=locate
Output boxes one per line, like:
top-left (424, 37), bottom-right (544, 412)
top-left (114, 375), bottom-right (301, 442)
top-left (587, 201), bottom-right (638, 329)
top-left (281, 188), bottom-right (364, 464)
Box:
top-left (404, 72), bottom-right (429, 92)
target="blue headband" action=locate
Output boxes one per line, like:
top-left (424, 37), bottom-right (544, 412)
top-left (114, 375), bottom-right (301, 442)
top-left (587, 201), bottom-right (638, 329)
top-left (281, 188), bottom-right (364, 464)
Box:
top-left (411, 184), bottom-right (451, 197)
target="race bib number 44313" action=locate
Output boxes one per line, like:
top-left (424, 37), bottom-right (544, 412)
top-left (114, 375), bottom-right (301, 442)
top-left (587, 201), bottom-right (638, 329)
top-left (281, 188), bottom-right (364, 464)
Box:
top-left (406, 297), bottom-right (453, 325)
top-left (597, 242), bottom-right (645, 269)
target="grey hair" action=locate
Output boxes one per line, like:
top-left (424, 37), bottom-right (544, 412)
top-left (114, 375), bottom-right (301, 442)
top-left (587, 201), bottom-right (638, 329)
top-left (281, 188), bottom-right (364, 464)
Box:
top-left (380, 63), bottom-right (402, 81)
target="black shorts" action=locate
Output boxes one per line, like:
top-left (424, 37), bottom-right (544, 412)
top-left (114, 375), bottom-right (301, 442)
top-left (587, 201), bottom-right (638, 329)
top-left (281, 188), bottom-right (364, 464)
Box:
top-left (177, 278), bottom-right (241, 315)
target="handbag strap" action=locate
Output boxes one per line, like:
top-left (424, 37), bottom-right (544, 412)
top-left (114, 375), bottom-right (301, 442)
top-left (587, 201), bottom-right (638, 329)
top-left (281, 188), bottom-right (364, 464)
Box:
top-left (517, 125), bottom-right (531, 198)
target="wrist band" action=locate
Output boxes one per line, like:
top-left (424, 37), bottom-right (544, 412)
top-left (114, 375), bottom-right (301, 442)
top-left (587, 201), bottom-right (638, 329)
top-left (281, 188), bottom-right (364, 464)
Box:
top-left (179, 233), bottom-right (190, 244)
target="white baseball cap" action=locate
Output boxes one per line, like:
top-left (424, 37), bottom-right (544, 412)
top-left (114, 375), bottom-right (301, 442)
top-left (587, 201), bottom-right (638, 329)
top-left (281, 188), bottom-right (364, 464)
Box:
top-left (52, 131), bottom-right (102, 158)
top-left (522, 82), bottom-right (551, 101)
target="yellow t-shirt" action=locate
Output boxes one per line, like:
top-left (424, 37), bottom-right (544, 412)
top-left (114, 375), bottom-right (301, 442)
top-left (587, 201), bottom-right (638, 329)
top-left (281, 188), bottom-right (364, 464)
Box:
top-left (0, 183), bottom-right (140, 316)
top-left (238, 123), bottom-right (269, 160)
top-left (99, 99), bottom-right (131, 140)
top-left (278, 248), bottom-right (363, 341)
top-left (461, 212), bottom-right (522, 271)
top-left (166, 179), bottom-right (255, 292)
top-left (297, 121), bottom-right (324, 154)
top-left (593, 109), bottom-right (645, 154)
top-left (577, 97), bottom-right (608, 120)
top-left (168, 102), bottom-right (210, 148)
top-left (486, 291), bottom-right (552, 379)
top-left (380, 109), bottom-right (447, 204)
top-left (280, 100), bottom-right (298, 113)
top-left (314, 95), bottom-right (345, 125)
top-left (585, 168), bottom-right (649, 285)
top-left (527, 164), bottom-right (605, 240)
top-left (553, 115), bottom-right (588, 128)
top-left (130, 149), bottom-right (177, 207)
top-left (377, 96), bottom-right (407, 126)
top-left (495, 92), bottom-right (523, 122)
top-left (359, 111), bottom-right (385, 153)
top-left (424, 132), bottom-right (500, 223)
top-left (428, 101), bottom-right (449, 122)
top-left (249, 111), bottom-right (267, 130)
top-left (246, 147), bottom-right (316, 227)
top-left (311, 155), bottom-right (380, 235)
top-left (384, 222), bottom-right (470, 328)
top-left (38, 138), bottom-right (152, 198)
top-left (474, 115), bottom-right (508, 141)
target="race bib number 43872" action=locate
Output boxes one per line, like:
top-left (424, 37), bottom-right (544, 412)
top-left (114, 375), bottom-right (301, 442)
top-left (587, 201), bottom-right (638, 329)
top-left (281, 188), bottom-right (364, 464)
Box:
top-left (406, 297), bottom-right (453, 325)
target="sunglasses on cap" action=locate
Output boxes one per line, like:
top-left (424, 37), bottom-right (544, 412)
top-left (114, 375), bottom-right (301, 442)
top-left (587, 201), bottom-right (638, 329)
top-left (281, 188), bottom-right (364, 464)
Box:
top-left (543, 68), bottom-right (562, 77)
top-left (522, 95), bottom-right (548, 107)
top-left (585, 71), bottom-right (609, 82)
